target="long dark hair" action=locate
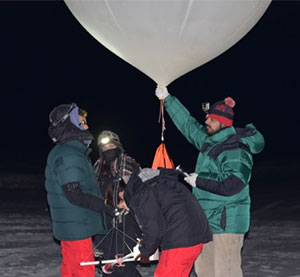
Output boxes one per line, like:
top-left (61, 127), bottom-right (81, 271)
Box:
top-left (94, 153), bottom-right (126, 207)
top-left (106, 181), bottom-right (126, 207)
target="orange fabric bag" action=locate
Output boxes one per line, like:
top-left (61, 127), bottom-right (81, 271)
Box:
top-left (152, 143), bottom-right (174, 169)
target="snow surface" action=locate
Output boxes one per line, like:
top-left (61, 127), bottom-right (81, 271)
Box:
top-left (0, 171), bottom-right (299, 277)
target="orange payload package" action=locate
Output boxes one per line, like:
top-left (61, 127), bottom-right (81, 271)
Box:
top-left (152, 143), bottom-right (174, 169)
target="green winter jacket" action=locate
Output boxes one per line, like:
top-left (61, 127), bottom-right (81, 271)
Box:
top-left (165, 95), bottom-right (265, 234)
top-left (45, 140), bottom-right (106, 241)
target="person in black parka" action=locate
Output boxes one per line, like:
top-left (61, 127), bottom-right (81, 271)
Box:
top-left (118, 167), bottom-right (212, 277)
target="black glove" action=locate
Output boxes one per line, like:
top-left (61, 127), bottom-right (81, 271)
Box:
top-left (134, 253), bottom-right (150, 264)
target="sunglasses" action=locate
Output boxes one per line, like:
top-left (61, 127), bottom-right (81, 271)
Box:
top-left (79, 119), bottom-right (87, 126)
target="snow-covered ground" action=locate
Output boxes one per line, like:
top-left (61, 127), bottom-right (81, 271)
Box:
top-left (0, 168), bottom-right (299, 277)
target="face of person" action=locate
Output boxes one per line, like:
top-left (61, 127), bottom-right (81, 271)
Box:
top-left (102, 143), bottom-right (117, 152)
top-left (79, 115), bottom-right (88, 130)
top-left (205, 116), bottom-right (223, 136)
top-left (117, 191), bottom-right (129, 211)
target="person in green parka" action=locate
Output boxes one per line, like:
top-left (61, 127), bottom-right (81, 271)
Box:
top-left (45, 103), bottom-right (114, 277)
top-left (155, 86), bottom-right (265, 277)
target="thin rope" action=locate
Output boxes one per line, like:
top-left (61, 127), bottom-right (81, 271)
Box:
top-left (122, 212), bottom-right (125, 254)
top-left (158, 99), bottom-right (166, 141)
top-left (81, 216), bottom-right (137, 263)
top-left (113, 180), bottom-right (119, 254)
top-left (81, 227), bottom-right (115, 263)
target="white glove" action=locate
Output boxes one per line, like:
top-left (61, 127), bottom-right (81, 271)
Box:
top-left (184, 173), bottom-right (198, 187)
top-left (155, 85), bottom-right (169, 100)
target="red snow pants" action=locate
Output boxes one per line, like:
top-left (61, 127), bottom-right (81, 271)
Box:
top-left (61, 237), bottom-right (95, 277)
top-left (154, 243), bottom-right (203, 277)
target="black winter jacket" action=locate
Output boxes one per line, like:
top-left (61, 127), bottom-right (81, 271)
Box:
top-left (124, 168), bottom-right (212, 256)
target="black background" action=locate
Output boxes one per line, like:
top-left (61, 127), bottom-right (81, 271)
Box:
top-left (1, 1), bottom-right (299, 175)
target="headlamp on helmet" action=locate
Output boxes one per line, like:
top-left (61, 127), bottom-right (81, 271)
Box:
top-left (100, 136), bottom-right (110, 145)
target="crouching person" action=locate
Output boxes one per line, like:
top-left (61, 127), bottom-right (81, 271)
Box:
top-left (118, 168), bottom-right (212, 277)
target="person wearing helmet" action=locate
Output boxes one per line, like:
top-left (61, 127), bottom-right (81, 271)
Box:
top-left (45, 104), bottom-right (114, 277)
top-left (93, 130), bottom-right (142, 276)
top-left (155, 87), bottom-right (265, 277)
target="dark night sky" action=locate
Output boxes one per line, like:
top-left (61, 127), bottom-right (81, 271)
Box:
top-left (1, 1), bottom-right (299, 174)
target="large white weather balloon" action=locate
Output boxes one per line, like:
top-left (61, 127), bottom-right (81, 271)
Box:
top-left (64, 0), bottom-right (271, 86)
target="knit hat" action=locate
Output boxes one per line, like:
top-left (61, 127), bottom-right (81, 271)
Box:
top-left (97, 130), bottom-right (124, 152)
top-left (207, 97), bottom-right (236, 127)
